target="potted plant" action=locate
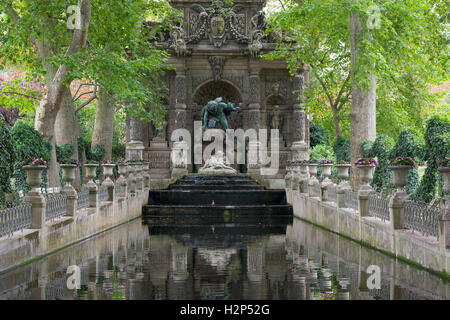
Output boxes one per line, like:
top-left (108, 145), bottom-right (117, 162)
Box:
top-left (355, 157), bottom-right (378, 185)
top-left (21, 157), bottom-right (47, 191)
top-left (60, 159), bottom-right (79, 187)
top-left (389, 156), bottom-right (416, 190)
top-left (438, 157), bottom-right (450, 195)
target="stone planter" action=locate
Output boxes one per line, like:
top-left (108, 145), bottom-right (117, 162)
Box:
top-left (308, 164), bottom-right (319, 178)
top-left (23, 165), bottom-right (46, 192)
top-left (84, 164), bottom-right (99, 183)
top-left (118, 164), bottom-right (128, 178)
top-left (438, 167), bottom-right (450, 195)
top-left (319, 164), bottom-right (333, 179)
top-left (357, 165), bottom-right (375, 185)
top-left (102, 164), bottom-right (116, 179)
top-left (389, 165), bottom-right (413, 191)
top-left (336, 164), bottom-right (351, 180)
top-left (60, 164), bottom-right (77, 187)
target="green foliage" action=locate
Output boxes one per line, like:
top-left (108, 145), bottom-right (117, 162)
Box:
top-left (360, 140), bottom-right (374, 158)
top-left (333, 137), bottom-right (350, 163)
top-left (90, 144), bottom-right (106, 163)
top-left (310, 144), bottom-right (336, 163)
top-left (10, 122), bottom-right (51, 197)
top-left (370, 135), bottom-right (395, 193)
top-left (413, 117), bottom-right (450, 203)
top-left (390, 131), bottom-right (420, 195)
top-left (0, 121), bottom-right (14, 207)
top-left (56, 143), bottom-right (74, 163)
top-left (310, 121), bottom-right (329, 148)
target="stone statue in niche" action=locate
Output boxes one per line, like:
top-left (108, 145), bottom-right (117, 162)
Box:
top-left (271, 105), bottom-right (282, 130)
top-left (201, 97), bottom-right (241, 130)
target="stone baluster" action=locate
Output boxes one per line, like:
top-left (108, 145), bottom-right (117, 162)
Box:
top-left (135, 163), bottom-right (143, 192)
top-left (22, 165), bottom-right (47, 230)
top-left (320, 163), bottom-right (333, 202)
top-left (102, 164), bottom-right (116, 201)
top-left (336, 164), bottom-right (351, 208)
top-left (308, 163), bottom-right (319, 198)
top-left (117, 163), bottom-right (128, 198)
top-left (61, 164), bottom-right (78, 216)
top-left (299, 161), bottom-right (309, 194)
top-left (128, 164), bottom-right (136, 195)
top-left (357, 165), bottom-right (376, 217)
top-left (84, 164), bottom-right (99, 208)
top-left (389, 165), bottom-right (413, 231)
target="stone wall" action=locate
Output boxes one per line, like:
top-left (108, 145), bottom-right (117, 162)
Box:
top-left (286, 188), bottom-right (450, 276)
top-left (0, 189), bottom-right (148, 274)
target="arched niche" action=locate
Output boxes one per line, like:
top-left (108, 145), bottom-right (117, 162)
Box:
top-left (192, 80), bottom-right (243, 129)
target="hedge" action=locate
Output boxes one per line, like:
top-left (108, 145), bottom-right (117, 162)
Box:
top-left (0, 122), bottom-right (14, 207)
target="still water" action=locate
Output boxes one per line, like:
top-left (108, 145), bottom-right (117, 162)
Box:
top-left (0, 218), bottom-right (448, 300)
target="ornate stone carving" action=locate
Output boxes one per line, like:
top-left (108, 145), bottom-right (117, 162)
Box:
top-left (208, 56), bottom-right (226, 81)
top-left (248, 11), bottom-right (266, 57)
top-left (271, 105), bottom-right (282, 130)
top-left (175, 74), bottom-right (186, 104)
top-left (186, 1), bottom-right (250, 48)
top-left (265, 76), bottom-right (288, 98)
top-left (249, 74), bottom-right (260, 104)
top-left (292, 72), bottom-right (305, 106)
top-left (169, 25), bottom-right (189, 56)
top-left (192, 74), bottom-right (244, 93)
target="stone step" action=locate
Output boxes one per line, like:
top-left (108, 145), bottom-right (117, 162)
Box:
top-left (148, 190), bottom-right (287, 206)
top-left (143, 204), bottom-right (292, 216)
top-left (169, 184), bottom-right (264, 190)
top-left (144, 224), bottom-right (290, 237)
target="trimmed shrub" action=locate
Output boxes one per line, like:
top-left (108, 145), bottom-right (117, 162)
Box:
top-left (10, 122), bottom-right (51, 197)
top-left (310, 121), bottom-right (329, 148)
top-left (390, 131), bottom-right (420, 195)
top-left (333, 136), bottom-right (350, 163)
top-left (370, 135), bottom-right (395, 193)
top-left (56, 143), bottom-right (74, 163)
top-left (0, 122), bottom-right (14, 207)
top-left (90, 144), bottom-right (106, 162)
top-left (413, 117), bottom-right (450, 202)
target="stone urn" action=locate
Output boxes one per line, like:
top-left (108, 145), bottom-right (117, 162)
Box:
top-left (23, 165), bottom-right (47, 192)
top-left (336, 164), bottom-right (351, 181)
top-left (357, 165), bottom-right (375, 185)
top-left (308, 163), bottom-right (319, 178)
top-left (60, 164), bottom-right (77, 187)
top-left (102, 163), bottom-right (116, 180)
top-left (319, 164), bottom-right (333, 180)
top-left (389, 165), bottom-right (413, 191)
top-left (117, 163), bottom-right (128, 179)
top-left (84, 164), bottom-right (99, 183)
top-left (438, 167), bottom-right (450, 195)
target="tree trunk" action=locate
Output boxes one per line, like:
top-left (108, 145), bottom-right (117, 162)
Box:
top-left (91, 88), bottom-right (115, 161)
top-left (34, 98), bottom-right (61, 189)
top-left (33, 0), bottom-right (91, 189)
top-left (350, 10), bottom-right (377, 188)
top-left (55, 86), bottom-right (82, 189)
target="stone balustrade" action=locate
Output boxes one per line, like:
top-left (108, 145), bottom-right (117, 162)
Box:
top-left (0, 162), bottom-right (151, 273)
top-left (283, 162), bottom-right (450, 276)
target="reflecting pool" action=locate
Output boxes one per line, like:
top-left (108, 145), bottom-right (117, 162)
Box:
top-left (0, 218), bottom-right (448, 300)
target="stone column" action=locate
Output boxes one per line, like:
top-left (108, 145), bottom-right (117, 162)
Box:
top-left (63, 186), bottom-right (78, 217)
top-left (127, 115), bottom-right (144, 161)
top-left (247, 71), bottom-right (261, 173)
top-left (291, 69), bottom-right (309, 162)
top-left (171, 69), bottom-right (189, 178)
